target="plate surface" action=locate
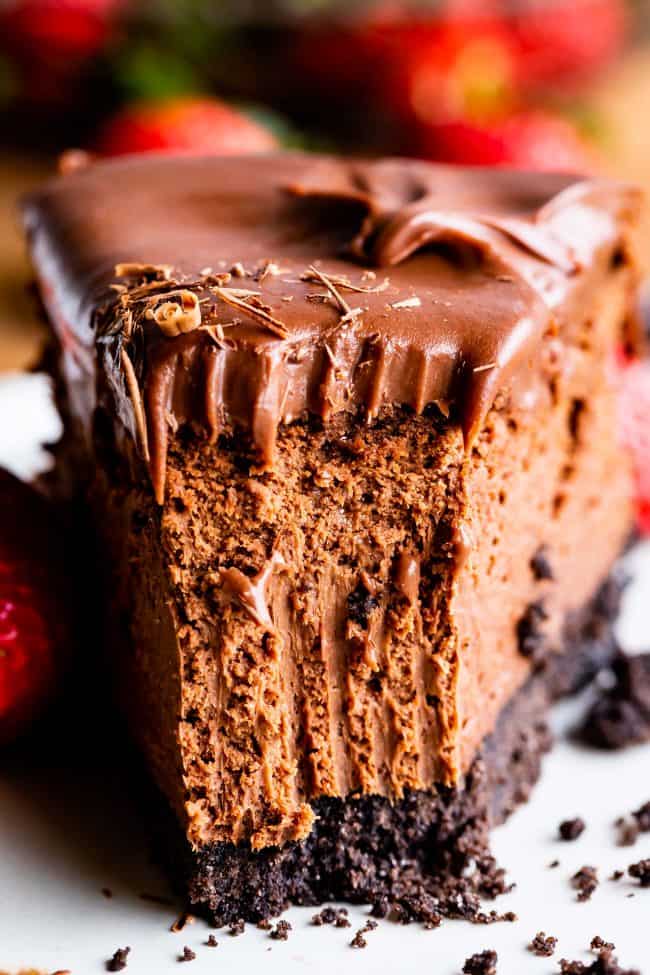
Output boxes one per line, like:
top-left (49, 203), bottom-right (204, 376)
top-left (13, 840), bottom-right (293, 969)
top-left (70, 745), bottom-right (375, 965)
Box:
top-left (0, 373), bottom-right (648, 975)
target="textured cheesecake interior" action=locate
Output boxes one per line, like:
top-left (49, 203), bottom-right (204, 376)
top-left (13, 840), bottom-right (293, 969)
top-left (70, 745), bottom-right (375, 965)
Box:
top-left (22, 154), bottom-right (640, 862)
top-left (93, 267), bottom-right (633, 851)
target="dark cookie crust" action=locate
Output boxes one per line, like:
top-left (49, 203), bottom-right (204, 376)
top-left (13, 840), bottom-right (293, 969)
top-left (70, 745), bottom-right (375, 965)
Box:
top-left (153, 574), bottom-right (621, 925)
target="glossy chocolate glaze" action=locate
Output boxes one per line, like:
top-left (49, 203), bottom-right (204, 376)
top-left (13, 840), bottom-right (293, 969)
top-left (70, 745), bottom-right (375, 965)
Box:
top-left (22, 153), bottom-right (639, 503)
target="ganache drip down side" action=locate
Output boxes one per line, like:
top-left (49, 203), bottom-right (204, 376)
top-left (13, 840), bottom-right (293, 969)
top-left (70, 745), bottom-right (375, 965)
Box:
top-left (21, 153), bottom-right (640, 504)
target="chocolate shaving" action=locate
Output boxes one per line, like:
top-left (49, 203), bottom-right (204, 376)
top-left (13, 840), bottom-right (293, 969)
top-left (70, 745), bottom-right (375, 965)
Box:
top-left (147, 289), bottom-right (202, 337)
top-left (256, 260), bottom-right (289, 282)
top-left (170, 911), bottom-right (195, 933)
top-left (300, 267), bottom-right (389, 295)
top-left (212, 286), bottom-right (288, 338)
top-left (114, 262), bottom-right (173, 282)
top-left (120, 348), bottom-right (149, 462)
top-left (303, 265), bottom-right (358, 321)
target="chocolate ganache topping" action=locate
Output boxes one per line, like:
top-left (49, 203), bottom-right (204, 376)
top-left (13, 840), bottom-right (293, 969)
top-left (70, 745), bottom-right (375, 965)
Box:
top-left (22, 153), bottom-right (639, 502)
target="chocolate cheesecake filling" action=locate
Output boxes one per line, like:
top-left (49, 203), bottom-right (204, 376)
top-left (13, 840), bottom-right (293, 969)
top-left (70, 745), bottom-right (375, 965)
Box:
top-left (22, 153), bottom-right (641, 914)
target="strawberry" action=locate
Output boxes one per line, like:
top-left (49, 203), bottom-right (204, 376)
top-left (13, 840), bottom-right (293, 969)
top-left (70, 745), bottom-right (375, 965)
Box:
top-left (618, 358), bottom-right (650, 537)
top-left (510, 0), bottom-right (628, 88)
top-left (411, 111), bottom-right (594, 172)
top-left (0, 0), bottom-right (122, 108)
top-left (0, 471), bottom-right (71, 744)
top-left (95, 96), bottom-right (278, 158)
top-left (292, 16), bottom-right (518, 125)
top-left (0, 0), bottom-right (121, 60)
top-left (377, 18), bottom-right (519, 126)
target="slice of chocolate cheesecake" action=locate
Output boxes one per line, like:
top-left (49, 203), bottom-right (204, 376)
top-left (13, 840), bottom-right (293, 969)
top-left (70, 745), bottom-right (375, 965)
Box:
top-left (23, 153), bottom-right (641, 923)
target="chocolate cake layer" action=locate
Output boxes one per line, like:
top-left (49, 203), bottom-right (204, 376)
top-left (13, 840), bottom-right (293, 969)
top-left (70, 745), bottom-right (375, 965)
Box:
top-left (156, 572), bottom-right (621, 925)
top-left (22, 154), bottom-right (640, 869)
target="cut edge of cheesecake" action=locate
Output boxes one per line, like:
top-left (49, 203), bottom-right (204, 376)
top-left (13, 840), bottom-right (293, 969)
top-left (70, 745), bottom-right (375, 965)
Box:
top-left (22, 151), bottom-right (642, 922)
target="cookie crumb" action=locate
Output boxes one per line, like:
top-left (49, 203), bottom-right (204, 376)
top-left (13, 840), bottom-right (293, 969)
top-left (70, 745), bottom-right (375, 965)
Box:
top-left (579, 652), bottom-right (650, 750)
top-left (628, 859), bottom-right (650, 886)
top-left (312, 907), bottom-right (349, 927)
top-left (229, 918), bottom-right (245, 937)
top-left (616, 817), bottom-right (640, 847)
top-left (101, 887), bottom-right (113, 899)
top-left (549, 859), bottom-right (560, 869)
top-left (529, 932), bottom-right (557, 957)
top-left (178, 946), bottom-right (196, 963)
top-left (256, 919), bottom-right (272, 930)
top-left (632, 800), bottom-right (650, 831)
top-left (559, 946), bottom-right (640, 974)
top-left (531, 546), bottom-right (554, 581)
top-left (610, 870), bottom-right (624, 881)
top-left (571, 865), bottom-right (598, 902)
top-left (591, 936), bottom-right (615, 952)
top-left (106, 946), bottom-right (130, 972)
top-left (559, 818), bottom-right (586, 841)
top-left (350, 920), bottom-right (377, 949)
top-left (270, 920), bottom-right (292, 941)
top-left (462, 949), bottom-right (498, 974)
top-left (206, 935), bottom-right (218, 947)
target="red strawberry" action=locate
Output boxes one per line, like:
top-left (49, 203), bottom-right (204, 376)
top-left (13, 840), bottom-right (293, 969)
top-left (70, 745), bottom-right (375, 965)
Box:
top-left (618, 358), bottom-right (650, 536)
top-left (378, 18), bottom-right (519, 126)
top-left (0, 471), bottom-right (71, 744)
top-left (411, 111), bottom-right (594, 172)
top-left (0, 0), bottom-right (120, 60)
top-left (0, 0), bottom-right (122, 108)
top-left (292, 16), bottom-right (518, 125)
top-left (95, 96), bottom-right (278, 158)
top-left (510, 0), bottom-right (628, 88)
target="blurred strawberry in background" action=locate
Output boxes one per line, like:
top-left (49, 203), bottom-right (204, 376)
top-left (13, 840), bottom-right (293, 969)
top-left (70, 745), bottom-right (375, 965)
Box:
top-left (368, 17), bottom-right (519, 124)
top-left (95, 95), bottom-right (278, 157)
top-left (289, 0), bottom-right (626, 169)
top-left (412, 111), bottom-right (595, 171)
top-left (0, 470), bottom-right (73, 745)
top-left (510, 0), bottom-right (628, 89)
top-left (291, 15), bottom-right (518, 120)
top-left (0, 0), bottom-right (121, 58)
top-left (0, 0), bottom-right (635, 165)
top-left (0, 0), bottom-right (123, 106)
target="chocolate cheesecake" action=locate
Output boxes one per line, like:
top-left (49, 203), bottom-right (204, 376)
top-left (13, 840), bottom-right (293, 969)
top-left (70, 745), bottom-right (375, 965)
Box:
top-left (23, 153), bottom-right (641, 923)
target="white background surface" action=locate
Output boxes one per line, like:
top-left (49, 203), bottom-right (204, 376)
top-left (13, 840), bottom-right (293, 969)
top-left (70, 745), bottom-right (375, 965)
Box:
top-left (0, 373), bottom-right (648, 975)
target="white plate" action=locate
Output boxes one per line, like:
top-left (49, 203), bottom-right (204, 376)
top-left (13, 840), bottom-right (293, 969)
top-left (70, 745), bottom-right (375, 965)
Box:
top-left (0, 373), bottom-right (648, 975)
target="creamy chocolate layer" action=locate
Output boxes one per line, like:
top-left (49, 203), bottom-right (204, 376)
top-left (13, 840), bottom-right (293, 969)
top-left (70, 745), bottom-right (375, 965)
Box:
top-left (22, 153), bottom-right (641, 850)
